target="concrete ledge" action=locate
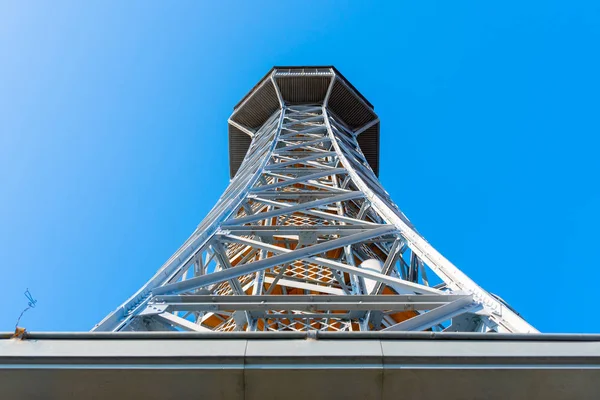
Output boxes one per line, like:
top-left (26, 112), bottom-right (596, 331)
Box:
top-left (1, 333), bottom-right (600, 399)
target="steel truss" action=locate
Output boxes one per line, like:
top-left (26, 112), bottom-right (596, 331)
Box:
top-left (94, 67), bottom-right (536, 334)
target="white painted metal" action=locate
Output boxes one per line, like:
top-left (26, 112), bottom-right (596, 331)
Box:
top-left (94, 67), bottom-right (537, 334)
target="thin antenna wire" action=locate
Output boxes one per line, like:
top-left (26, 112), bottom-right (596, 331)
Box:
top-left (15, 288), bottom-right (37, 329)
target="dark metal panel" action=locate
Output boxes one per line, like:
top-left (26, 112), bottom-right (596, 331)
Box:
top-left (228, 124), bottom-right (252, 178)
top-left (357, 122), bottom-right (380, 176)
top-left (275, 76), bottom-right (331, 104)
top-left (328, 79), bottom-right (377, 129)
top-left (231, 80), bottom-right (280, 129)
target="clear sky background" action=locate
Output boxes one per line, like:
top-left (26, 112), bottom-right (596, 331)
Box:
top-left (1, 2), bottom-right (599, 333)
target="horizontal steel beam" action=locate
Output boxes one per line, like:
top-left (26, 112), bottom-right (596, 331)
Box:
top-left (275, 137), bottom-right (330, 151)
top-left (249, 168), bottom-right (346, 192)
top-left (150, 294), bottom-right (469, 312)
top-left (250, 196), bottom-right (378, 226)
top-left (247, 192), bottom-right (345, 199)
top-left (223, 191), bottom-right (364, 226)
top-left (265, 152), bottom-right (337, 169)
top-left (224, 224), bottom-right (387, 235)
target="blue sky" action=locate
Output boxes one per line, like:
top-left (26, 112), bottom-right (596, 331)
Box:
top-left (1, 1), bottom-right (599, 333)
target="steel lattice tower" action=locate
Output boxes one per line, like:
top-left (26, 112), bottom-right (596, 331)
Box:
top-left (95, 66), bottom-right (536, 334)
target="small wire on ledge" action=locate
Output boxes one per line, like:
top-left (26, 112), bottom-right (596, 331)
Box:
top-left (12, 288), bottom-right (37, 339)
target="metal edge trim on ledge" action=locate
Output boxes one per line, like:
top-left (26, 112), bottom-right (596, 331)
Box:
top-left (2, 331), bottom-right (600, 341)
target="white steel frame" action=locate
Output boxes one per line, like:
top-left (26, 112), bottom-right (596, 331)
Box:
top-left (94, 68), bottom-right (537, 334)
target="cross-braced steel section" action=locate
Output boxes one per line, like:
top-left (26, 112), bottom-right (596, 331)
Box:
top-left (94, 67), bottom-right (537, 334)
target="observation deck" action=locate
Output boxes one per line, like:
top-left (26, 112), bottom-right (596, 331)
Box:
top-left (229, 66), bottom-right (380, 177)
